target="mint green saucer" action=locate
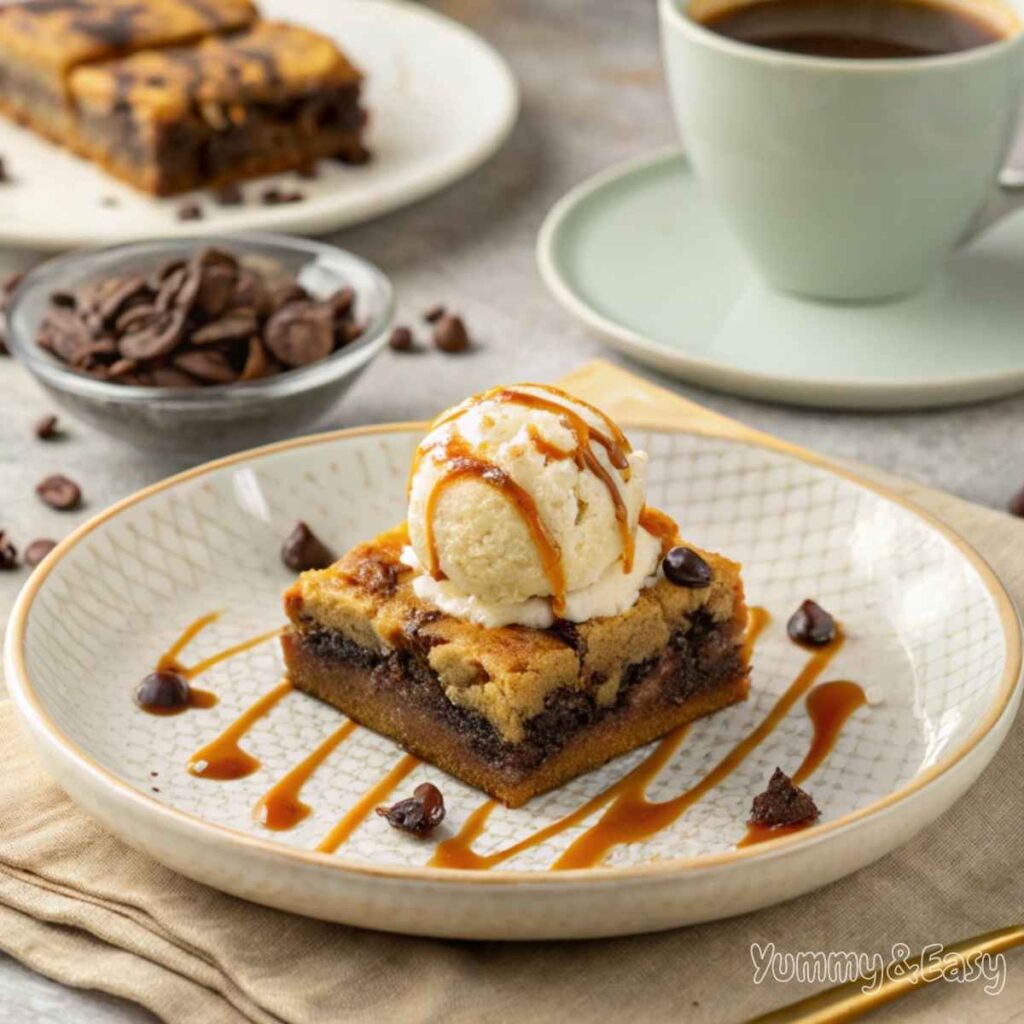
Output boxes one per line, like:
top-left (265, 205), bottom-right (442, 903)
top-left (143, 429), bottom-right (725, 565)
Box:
top-left (537, 150), bottom-right (1024, 410)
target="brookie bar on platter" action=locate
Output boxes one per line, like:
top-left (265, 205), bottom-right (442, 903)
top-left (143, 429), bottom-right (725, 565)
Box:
top-left (0, 0), bottom-right (367, 194)
top-left (282, 384), bottom-right (750, 807)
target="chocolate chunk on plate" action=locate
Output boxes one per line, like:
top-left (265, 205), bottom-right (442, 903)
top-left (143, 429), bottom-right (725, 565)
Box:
top-left (749, 768), bottom-right (820, 828)
top-left (281, 522), bottom-right (335, 572)
top-left (376, 783), bottom-right (446, 837)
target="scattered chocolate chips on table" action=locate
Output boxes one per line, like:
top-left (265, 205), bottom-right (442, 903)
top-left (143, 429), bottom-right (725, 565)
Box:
top-left (34, 247), bottom-right (365, 387)
top-left (433, 313), bottom-right (471, 353)
top-left (662, 546), bottom-right (712, 588)
top-left (749, 768), bottom-right (819, 828)
top-left (423, 303), bottom-right (446, 323)
top-left (376, 782), bottom-right (446, 836)
top-left (0, 531), bottom-right (17, 570)
top-left (24, 538), bottom-right (57, 567)
top-left (388, 325), bottom-right (415, 351)
top-left (34, 413), bottom-right (59, 440)
top-left (281, 521), bottom-right (336, 572)
top-left (1009, 485), bottom-right (1024, 518)
top-left (135, 670), bottom-right (191, 713)
top-left (787, 599), bottom-right (837, 647)
top-left (36, 473), bottom-right (82, 511)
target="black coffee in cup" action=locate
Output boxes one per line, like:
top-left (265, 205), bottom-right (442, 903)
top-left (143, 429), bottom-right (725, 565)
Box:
top-left (698, 0), bottom-right (1005, 58)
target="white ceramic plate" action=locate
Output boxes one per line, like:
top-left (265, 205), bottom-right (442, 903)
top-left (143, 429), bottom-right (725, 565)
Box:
top-left (0, 0), bottom-right (518, 250)
top-left (538, 150), bottom-right (1024, 410)
top-left (6, 422), bottom-right (1021, 939)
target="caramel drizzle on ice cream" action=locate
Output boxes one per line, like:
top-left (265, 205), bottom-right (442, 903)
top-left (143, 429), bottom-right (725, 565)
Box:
top-left (412, 385), bottom-right (644, 614)
top-left (423, 434), bottom-right (568, 615)
top-left (638, 506), bottom-right (681, 557)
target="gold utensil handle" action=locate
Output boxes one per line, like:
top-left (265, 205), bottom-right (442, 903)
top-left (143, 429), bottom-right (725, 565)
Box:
top-left (745, 925), bottom-right (1024, 1024)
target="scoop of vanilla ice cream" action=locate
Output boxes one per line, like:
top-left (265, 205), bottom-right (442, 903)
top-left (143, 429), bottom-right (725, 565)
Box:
top-left (406, 386), bottom-right (649, 606)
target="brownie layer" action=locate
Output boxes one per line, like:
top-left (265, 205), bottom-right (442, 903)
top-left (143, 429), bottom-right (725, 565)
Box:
top-left (74, 84), bottom-right (366, 194)
top-left (282, 611), bottom-right (749, 807)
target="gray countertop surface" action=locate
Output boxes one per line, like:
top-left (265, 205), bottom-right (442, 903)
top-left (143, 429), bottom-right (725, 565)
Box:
top-left (2, 1), bottom-right (1023, 1020)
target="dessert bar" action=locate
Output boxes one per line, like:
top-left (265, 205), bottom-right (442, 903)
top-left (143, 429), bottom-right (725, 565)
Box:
top-left (0, 0), bottom-right (256, 142)
top-left (70, 21), bottom-right (366, 194)
top-left (282, 526), bottom-right (748, 807)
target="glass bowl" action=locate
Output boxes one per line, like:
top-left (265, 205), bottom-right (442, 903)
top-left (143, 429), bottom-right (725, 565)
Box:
top-left (6, 233), bottom-right (394, 455)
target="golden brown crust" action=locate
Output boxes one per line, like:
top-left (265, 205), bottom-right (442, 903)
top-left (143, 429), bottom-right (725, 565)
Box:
top-left (70, 21), bottom-right (362, 120)
top-left (285, 525), bottom-right (746, 743)
top-left (0, 6), bottom-right (365, 195)
top-left (0, 0), bottom-right (256, 75)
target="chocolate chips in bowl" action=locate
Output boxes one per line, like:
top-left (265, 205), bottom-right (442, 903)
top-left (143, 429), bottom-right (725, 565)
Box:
top-left (5, 235), bottom-right (393, 455)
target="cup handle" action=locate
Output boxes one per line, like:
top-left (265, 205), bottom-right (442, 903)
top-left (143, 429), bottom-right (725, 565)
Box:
top-left (959, 167), bottom-right (1024, 246)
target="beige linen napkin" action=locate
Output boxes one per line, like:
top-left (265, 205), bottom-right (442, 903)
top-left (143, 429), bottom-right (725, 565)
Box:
top-left (3, 367), bottom-right (1023, 1024)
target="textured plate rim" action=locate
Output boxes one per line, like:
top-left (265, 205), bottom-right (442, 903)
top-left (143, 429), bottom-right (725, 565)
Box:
top-left (5, 421), bottom-right (1021, 885)
top-left (536, 148), bottom-right (1024, 407)
top-left (0, 0), bottom-right (520, 250)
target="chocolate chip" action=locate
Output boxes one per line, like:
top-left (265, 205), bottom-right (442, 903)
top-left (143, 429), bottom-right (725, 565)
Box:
top-left (0, 157), bottom-right (10, 183)
top-left (119, 308), bottom-right (187, 360)
top-left (32, 246), bottom-right (358, 389)
top-left (663, 547), bottom-right (712, 588)
top-left (37, 307), bottom-right (94, 363)
top-left (260, 186), bottom-right (304, 205)
top-left (0, 532), bottom-right (17, 570)
top-left (264, 302), bottom-right (335, 367)
top-left (191, 309), bottom-right (258, 345)
top-left (749, 768), bottom-right (819, 828)
top-left (213, 183), bottom-right (245, 206)
top-left (281, 521), bottom-right (335, 572)
top-left (388, 326), bottom-right (415, 351)
top-left (24, 538), bottom-right (56, 567)
top-left (34, 414), bottom-right (59, 440)
top-left (94, 274), bottom-right (148, 327)
top-left (787, 599), bottom-right (836, 648)
top-left (423, 304), bottom-right (446, 323)
top-left (233, 270), bottom-right (273, 317)
top-left (433, 313), bottom-right (470, 353)
top-left (177, 202), bottom-right (203, 221)
top-left (548, 619), bottom-right (588, 657)
top-left (150, 366), bottom-right (201, 388)
top-left (172, 349), bottom-right (237, 384)
top-left (135, 670), bottom-right (191, 712)
top-left (376, 782), bottom-right (446, 836)
top-left (36, 474), bottom-right (81, 511)
top-left (195, 265), bottom-right (238, 319)
top-left (1009, 486), bottom-right (1024, 518)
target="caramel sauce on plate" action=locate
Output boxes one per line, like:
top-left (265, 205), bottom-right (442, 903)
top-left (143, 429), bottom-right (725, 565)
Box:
top-left (316, 754), bottom-right (420, 853)
top-left (431, 607), bottom-right (786, 871)
top-left (187, 680), bottom-right (292, 781)
top-left (141, 612), bottom-right (280, 715)
top-left (737, 679), bottom-right (867, 848)
top-left (254, 720), bottom-right (359, 830)
top-left (150, 601), bottom-right (862, 869)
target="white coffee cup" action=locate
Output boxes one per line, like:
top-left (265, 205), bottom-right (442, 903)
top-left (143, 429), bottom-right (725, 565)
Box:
top-left (659, 0), bottom-right (1024, 301)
